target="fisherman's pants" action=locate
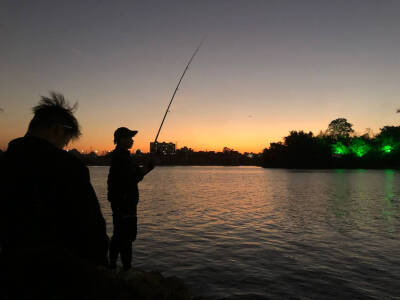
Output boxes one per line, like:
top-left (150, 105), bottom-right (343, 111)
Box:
top-left (109, 214), bottom-right (137, 270)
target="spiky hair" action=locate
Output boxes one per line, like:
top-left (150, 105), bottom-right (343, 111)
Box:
top-left (28, 92), bottom-right (81, 139)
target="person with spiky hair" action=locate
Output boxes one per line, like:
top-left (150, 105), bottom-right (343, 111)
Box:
top-left (0, 92), bottom-right (109, 299)
top-left (25, 92), bottom-right (82, 146)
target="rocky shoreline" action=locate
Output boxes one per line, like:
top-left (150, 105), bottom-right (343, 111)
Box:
top-left (1, 250), bottom-right (211, 300)
top-left (94, 266), bottom-right (211, 300)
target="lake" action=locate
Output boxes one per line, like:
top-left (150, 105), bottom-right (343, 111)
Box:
top-left (89, 166), bottom-right (400, 299)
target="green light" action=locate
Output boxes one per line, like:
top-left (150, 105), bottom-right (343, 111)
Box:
top-left (349, 139), bottom-right (370, 157)
top-left (332, 142), bottom-right (349, 155)
top-left (382, 145), bottom-right (393, 153)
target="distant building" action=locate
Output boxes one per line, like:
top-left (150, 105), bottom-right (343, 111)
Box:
top-left (150, 142), bottom-right (176, 155)
top-left (179, 146), bottom-right (193, 153)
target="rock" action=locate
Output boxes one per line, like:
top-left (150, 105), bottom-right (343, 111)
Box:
top-left (1, 251), bottom-right (194, 300)
top-left (115, 267), bottom-right (193, 300)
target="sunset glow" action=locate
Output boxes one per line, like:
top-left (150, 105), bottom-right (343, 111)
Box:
top-left (2, 1), bottom-right (400, 153)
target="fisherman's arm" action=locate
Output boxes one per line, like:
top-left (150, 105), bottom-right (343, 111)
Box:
top-left (128, 155), bottom-right (155, 182)
top-left (140, 157), bottom-right (155, 176)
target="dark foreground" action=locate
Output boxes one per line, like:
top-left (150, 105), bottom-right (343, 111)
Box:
top-left (0, 249), bottom-right (193, 300)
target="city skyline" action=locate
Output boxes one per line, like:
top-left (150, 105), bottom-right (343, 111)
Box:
top-left (2, 1), bottom-right (400, 153)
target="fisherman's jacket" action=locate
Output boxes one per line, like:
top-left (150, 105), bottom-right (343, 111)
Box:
top-left (107, 147), bottom-right (144, 217)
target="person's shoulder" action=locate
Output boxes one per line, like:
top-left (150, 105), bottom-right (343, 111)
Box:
top-left (57, 148), bottom-right (86, 169)
top-left (5, 136), bottom-right (48, 160)
top-left (58, 150), bottom-right (92, 182)
top-left (112, 147), bottom-right (130, 156)
top-left (65, 150), bottom-right (85, 165)
top-left (5, 137), bottom-right (29, 153)
top-left (111, 148), bottom-right (131, 161)
top-left (7, 137), bottom-right (25, 146)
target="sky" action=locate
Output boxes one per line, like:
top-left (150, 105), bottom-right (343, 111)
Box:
top-left (1, 0), bottom-right (400, 153)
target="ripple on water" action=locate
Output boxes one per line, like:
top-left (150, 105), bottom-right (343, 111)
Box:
top-left (89, 166), bottom-right (400, 299)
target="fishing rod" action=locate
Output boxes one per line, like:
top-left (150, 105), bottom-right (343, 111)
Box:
top-left (154, 39), bottom-right (204, 143)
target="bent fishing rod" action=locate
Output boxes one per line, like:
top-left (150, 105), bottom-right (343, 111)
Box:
top-left (154, 39), bottom-right (204, 144)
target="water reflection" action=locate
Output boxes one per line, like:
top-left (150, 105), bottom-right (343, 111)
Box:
top-left (383, 169), bottom-right (396, 232)
top-left (89, 166), bottom-right (400, 299)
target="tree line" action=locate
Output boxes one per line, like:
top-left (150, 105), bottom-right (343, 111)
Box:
top-left (262, 118), bottom-right (400, 169)
top-left (64, 147), bottom-right (262, 166)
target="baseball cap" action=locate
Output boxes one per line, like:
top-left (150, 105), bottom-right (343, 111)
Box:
top-left (114, 127), bottom-right (138, 140)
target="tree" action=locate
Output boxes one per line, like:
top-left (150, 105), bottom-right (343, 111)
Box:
top-left (327, 118), bottom-right (354, 138)
top-left (375, 126), bottom-right (400, 154)
top-left (262, 142), bottom-right (287, 168)
top-left (376, 126), bottom-right (400, 140)
top-left (284, 130), bottom-right (314, 148)
top-left (223, 147), bottom-right (234, 153)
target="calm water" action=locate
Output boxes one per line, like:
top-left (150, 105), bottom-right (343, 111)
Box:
top-left (89, 166), bottom-right (400, 299)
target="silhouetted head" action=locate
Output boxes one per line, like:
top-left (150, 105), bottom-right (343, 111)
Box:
top-left (27, 92), bottom-right (81, 149)
top-left (114, 127), bottom-right (137, 150)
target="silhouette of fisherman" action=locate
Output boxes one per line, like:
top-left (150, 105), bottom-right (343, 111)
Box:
top-left (108, 127), bottom-right (154, 271)
top-left (0, 92), bottom-right (109, 299)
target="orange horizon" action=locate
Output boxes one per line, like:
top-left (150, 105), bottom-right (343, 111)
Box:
top-left (0, 136), bottom-right (273, 154)
top-left (1, 114), bottom-right (398, 154)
